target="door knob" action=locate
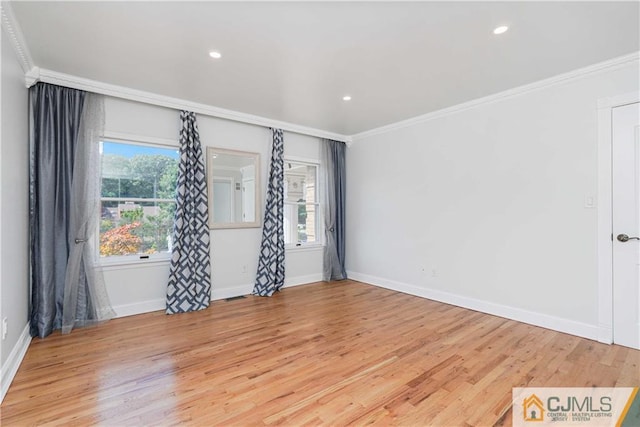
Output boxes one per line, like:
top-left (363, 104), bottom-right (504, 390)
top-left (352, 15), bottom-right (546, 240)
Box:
top-left (617, 233), bottom-right (640, 242)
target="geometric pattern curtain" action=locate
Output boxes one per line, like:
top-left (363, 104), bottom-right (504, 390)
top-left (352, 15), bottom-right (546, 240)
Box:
top-left (166, 111), bottom-right (211, 314)
top-left (321, 139), bottom-right (347, 281)
top-left (253, 128), bottom-right (285, 297)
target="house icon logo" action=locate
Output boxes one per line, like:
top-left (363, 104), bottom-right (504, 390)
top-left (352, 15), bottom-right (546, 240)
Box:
top-left (523, 394), bottom-right (544, 422)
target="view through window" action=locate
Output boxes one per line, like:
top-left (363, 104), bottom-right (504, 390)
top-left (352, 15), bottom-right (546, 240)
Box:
top-left (100, 141), bottom-right (179, 259)
top-left (284, 161), bottom-right (319, 246)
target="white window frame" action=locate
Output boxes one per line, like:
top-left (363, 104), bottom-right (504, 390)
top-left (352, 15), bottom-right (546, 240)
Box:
top-left (97, 133), bottom-right (180, 266)
top-left (283, 156), bottom-right (324, 251)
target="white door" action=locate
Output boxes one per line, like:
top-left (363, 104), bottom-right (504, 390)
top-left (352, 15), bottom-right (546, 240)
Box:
top-left (242, 178), bottom-right (255, 222)
top-left (612, 101), bottom-right (640, 349)
top-left (213, 179), bottom-right (233, 223)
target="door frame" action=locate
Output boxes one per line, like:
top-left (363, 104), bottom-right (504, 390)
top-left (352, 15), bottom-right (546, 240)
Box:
top-left (597, 90), bottom-right (640, 344)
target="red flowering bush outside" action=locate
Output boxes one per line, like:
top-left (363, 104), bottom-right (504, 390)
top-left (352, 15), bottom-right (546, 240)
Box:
top-left (100, 222), bottom-right (142, 256)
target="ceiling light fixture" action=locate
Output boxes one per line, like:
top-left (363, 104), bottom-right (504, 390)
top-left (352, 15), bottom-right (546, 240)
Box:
top-left (343, 95), bottom-right (352, 101)
top-left (493, 25), bottom-right (509, 35)
top-left (209, 51), bottom-right (222, 59)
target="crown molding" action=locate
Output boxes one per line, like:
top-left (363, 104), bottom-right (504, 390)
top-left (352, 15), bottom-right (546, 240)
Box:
top-left (1, 0), bottom-right (351, 144)
top-left (597, 90), bottom-right (640, 110)
top-left (26, 67), bottom-right (352, 144)
top-left (0, 1), bottom-right (34, 75)
top-left (351, 51), bottom-right (640, 142)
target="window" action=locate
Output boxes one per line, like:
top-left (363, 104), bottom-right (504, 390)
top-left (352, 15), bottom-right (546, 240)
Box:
top-left (99, 140), bottom-right (179, 260)
top-left (284, 160), bottom-right (320, 247)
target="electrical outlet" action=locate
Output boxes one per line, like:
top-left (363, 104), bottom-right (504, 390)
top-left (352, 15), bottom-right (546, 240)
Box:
top-left (2, 317), bottom-right (8, 340)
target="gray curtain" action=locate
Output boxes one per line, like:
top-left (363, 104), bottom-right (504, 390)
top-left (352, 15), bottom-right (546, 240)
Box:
top-left (321, 139), bottom-right (347, 281)
top-left (29, 83), bottom-right (114, 338)
top-left (253, 128), bottom-right (285, 296)
top-left (166, 111), bottom-right (211, 314)
top-left (62, 93), bottom-right (115, 334)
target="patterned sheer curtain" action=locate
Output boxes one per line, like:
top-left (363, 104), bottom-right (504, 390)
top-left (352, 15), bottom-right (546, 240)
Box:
top-left (321, 139), bottom-right (347, 281)
top-left (30, 83), bottom-right (114, 338)
top-left (253, 128), bottom-right (285, 296)
top-left (166, 111), bottom-right (212, 314)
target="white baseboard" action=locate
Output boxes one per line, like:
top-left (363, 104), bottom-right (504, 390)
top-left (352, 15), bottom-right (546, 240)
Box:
top-left (112, 285), bottom-right (255, 317)
top-left (1, 323), bottom-right (31, 404)
top-left (347, 271), bottom-right (601, 342)
top-left (285, 273), bottom-right (323, 288)
top-left (597, 324), bottom-right (613, 344)
top-left (212, 284), bottom-right (252, 301)
top-left (112, 274), bottom-right (324, 318)
top-left (113, 298), bottom-right (165, 318)
top-left (210, 274), bottom-right (324, 300)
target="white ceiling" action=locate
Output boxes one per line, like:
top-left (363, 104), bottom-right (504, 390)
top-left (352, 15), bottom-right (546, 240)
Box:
top-left (10, 1), bottom-right (640, 136)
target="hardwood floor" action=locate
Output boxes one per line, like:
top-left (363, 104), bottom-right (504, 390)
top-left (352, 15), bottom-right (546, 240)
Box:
top-left (1, 280), bottom-right (638, 426)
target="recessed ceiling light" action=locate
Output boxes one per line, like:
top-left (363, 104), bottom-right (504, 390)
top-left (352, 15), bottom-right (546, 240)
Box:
top-left (343, 95), bottom-right (352, 101)
top-left (209, 51), bottom-right (222, 59)
top-left (493, 26), bottom-right (509, 35)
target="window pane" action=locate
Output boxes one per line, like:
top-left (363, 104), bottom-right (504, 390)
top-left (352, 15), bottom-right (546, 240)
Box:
top-left (100, 141), bottom-right (179, 258)
top-left (297, 203), bottom-right (317, 244)
top-left (284, 163), bottom-right (316, 203)
top-left (283, 161), bottom-right (319, 246)
top-left (101, 141), bottom-right (179, 199)
top-left (100, 201), bottom-right (175, 257)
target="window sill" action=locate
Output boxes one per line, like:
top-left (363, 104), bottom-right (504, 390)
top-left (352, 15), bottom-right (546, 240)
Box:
top-left (285, 244), bottom-right (324, 253)
top-left (98, 256), bottom-right (171, 271)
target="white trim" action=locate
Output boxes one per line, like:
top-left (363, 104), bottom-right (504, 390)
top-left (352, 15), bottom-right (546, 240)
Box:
top-left (98, 258), bottom-right (170, 271)
top-left (0, 323), bottom-right (31, 404)
top-left (596, 91), bottom-right (640, 345)
top-left (347, 271), bottom-right (601, 341)
top-left (112, 276), bottom-right (324, 318)
top-left (597, 91), bottom-right (640, 110)
top-left (110, 291), bottom-right (262, 317)
top-left (285, 244), bottom-right (324, 253)
top-left (112, 298), bottom-right (165, 318)
top-left (25, 66), bottom-right (39, 88)
top-left (209, 276), bottom-right (324, 301)
top-left (597, 100), bottom-right (615, 344)
top-left (27, 68), bottom-right (352, 144)
top-left (284, 155), bottom-right (321, 166)
top-left (0, 1), bottom-right (34, 74)
top-left (103, 131), bottom-right (178, 148)
top-left (212, 284), bottom-right (253, 301)
top-left (351, 52), bottom-right (640, 141)
top-left (284, 273), bottom-right (323, 288)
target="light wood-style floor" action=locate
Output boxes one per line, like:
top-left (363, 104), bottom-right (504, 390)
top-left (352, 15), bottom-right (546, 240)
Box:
top-left (1, 280), bottom-right (638, 426)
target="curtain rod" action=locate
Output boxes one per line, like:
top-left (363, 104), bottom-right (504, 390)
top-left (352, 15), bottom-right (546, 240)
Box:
top-left (26, 67), bottom-right (352, 145)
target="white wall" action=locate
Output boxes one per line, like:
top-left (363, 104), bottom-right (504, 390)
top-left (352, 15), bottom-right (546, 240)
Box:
top-left (1, 30), bottom-right (30, 399)
top-left (102, 98), bottom-right (323, 316)
top-left (346, 61), bottom-right (639, 340)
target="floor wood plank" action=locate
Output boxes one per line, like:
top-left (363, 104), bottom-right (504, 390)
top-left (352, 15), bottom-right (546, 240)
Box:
top-left (1, 280), bottom-right (638, 426)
